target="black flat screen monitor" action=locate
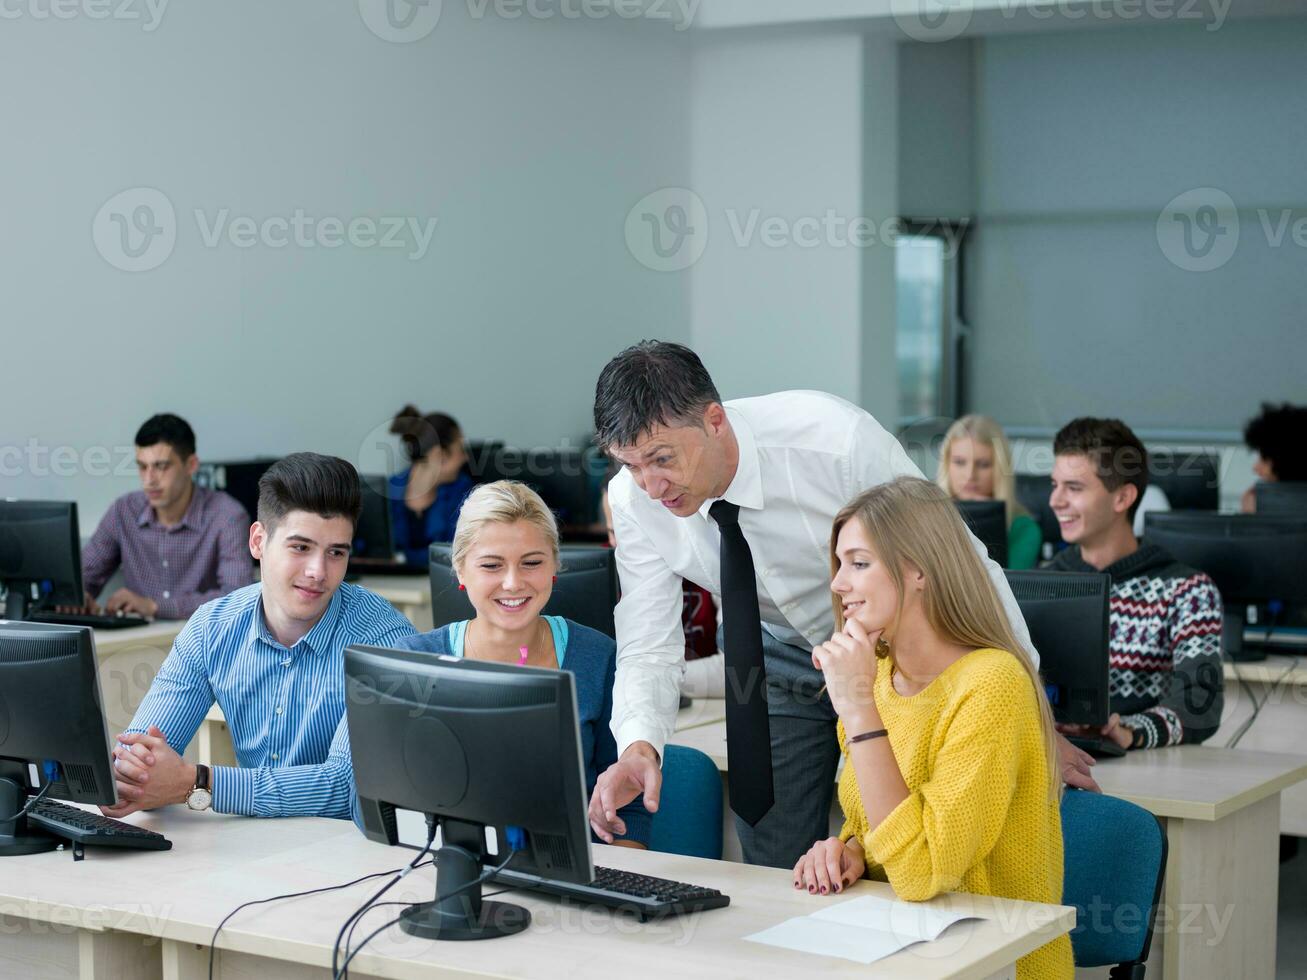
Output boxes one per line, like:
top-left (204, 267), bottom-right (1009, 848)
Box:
top-left (954, 499), bottom-right (1009, 568)
top-left (0, 621), bottom-right (118, 855)
top-left (467, 447), bottom-right (600, 529)
top-left (0, 500), bottom-right (83, 620)
top-left (1255, 482), bottom-right (1307, 515)
top-left (1014, 473), bottom-right (1061, 548)
top-left (1005, 569), bottom-right (1112, 729)
top-left (1147, 451), bottom-right (1220, 512)
top-left (429, 542), bottom-right (618, 638)
top-left (345, 643), bottom-right (591, 940)
top-left (1144, 512), bottom-right (1307, 660)
top-left (354, 475), bottom-right (396, 560)
top-left (195, 458), bottom-right (278, 525)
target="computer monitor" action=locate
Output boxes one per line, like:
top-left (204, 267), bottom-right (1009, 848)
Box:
top-left (1144, 512), bottom-right (1307, 661)
top-left (353, 475), bottom-right (396, 561)
top-left (1014, 473), bottom-right (1061, 548)
top-left (0, 500), bottom-right (83, 620)
top-left (467, 447), bottom-right (600, 530)
top-left (953, 500), bottom-right (1009, 568)
top-left (345, 643), bottom-right (592, 940)
top-left (194, 457), bottom-right (278, 524)
top-left (0, 621), bottom-right (117, 855)
top-left (1147, 451), bottom-right (1220, 512)
top-left (429, 542), bottom-right (619, 637)
top-left (1005, 569), bottom-right (1112, 729)
top-left (1254, 482), bottom-right (1307, 515)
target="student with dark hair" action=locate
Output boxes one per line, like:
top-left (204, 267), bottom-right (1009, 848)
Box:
top-left (1241, 401), bottom-right (1307, 512)
top-left (1047, 418), bottom-right (1224, 750)
top-left (587, 341), bottom-right (1094, 871)
top-left (387, 406), bottom-right (474, 566)
top-left (81, 413), bottom-right (253, 619)
top-left (101, 452), bottom-right (416, 821)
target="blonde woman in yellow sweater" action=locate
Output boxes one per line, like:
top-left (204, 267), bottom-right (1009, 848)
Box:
top-left (794, 477), bottom-right (1072, 979)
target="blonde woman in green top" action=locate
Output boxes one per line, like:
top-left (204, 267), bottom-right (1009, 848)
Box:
top-left (936, 415), bottom-right (1042, 570)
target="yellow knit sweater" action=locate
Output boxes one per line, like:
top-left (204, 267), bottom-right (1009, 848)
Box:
top-left (837, 648), bottom-right (1073, 980)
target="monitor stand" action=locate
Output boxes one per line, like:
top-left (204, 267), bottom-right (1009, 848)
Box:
top-left (399, 820), bottom-right (530, 941)
top-left (0, 775), bottom-right (60, 856)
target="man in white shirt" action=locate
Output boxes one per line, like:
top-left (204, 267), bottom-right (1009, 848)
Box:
top-left (588, 341), bottom-right (1097, 868)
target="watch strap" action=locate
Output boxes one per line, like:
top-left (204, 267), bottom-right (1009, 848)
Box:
top-left (194, 764), bottom-right (210, 793)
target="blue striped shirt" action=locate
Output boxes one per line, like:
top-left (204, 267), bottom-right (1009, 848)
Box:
top-left (127, 581), bottom-right (416, 818)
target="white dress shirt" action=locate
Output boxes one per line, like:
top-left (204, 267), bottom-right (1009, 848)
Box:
top-left (608, 390), bottom-right (1036, 759)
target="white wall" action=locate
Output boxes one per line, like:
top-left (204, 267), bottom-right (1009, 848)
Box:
top-left (967, 18), bottom-right (1307, 435)
top-left (0, 1), bottom-right (692, 526)
top-left (688, 30), bottom-right (899, 422)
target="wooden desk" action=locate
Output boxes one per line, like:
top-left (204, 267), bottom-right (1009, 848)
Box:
top-left (1219, 653), bottom-right (1307, 836)
top-left (668, 722), bottom-right (1307, 980)
top-left (0, 809), bottom-right (1072, 980)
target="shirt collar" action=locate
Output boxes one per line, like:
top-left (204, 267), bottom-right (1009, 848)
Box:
top-left (135, 483), bottom-right (203, 531)
top-left (697, 405), bottom-right (763, 518)
top-left (249, 582), bottom-right (344, 655)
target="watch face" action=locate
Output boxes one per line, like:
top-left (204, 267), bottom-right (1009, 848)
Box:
top-left (187, 788), bottom-right (212, 811)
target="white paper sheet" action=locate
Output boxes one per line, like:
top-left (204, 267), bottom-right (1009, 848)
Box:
top-left (745, 896), bottom-right (981, 965)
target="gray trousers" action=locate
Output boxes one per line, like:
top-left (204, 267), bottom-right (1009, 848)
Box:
top-left (720, 625), bottom-right (841, 870)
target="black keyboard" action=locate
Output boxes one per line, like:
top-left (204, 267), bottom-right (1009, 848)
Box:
top-left (491, 865), bottom-right (729, 921)
top-left (1067, 735), bottom-right (1127, 759)
top-left (28, 611), bottom-right (150, 630)
top-left (27, 799), bottom-right (172, 850)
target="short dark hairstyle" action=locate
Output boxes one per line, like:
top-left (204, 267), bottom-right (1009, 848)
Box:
top-left (390, 406), bottom-right (462, 464)
top-left (257, 453), bottom-right (362, 537)
top-left (1053, 417), bottom-right (1149, 523)
top-left (593, 341), bottom-right (722, 449)
top-left (1244, 402), bottom-right (1307, 483)
top-left (135, 413), bottom-right (196, 459)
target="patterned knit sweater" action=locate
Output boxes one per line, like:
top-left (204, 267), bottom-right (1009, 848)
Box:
top-left (1046, 542), bottom-right (1224, 748)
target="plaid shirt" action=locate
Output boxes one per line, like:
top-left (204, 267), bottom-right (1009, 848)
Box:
top-left (82, 486), bottom-right (254, 619)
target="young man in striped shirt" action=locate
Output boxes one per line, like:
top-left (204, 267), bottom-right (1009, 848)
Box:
top-left (101, 453), bottom-right (416, 819)
top-left (1047, 418), bottom-right (1224, 750)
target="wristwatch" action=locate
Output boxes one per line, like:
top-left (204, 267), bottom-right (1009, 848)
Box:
top-left (186, 764), bottom-right (212, 811)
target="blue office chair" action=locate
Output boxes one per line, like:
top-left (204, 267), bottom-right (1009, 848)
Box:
top-left (647, 745), bottom-right (723, 860)
top-left (1061, 789), bottom-right (1167, 979)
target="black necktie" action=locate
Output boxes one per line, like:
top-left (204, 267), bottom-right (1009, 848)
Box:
top-left (709, 500), bottom-right (774, 826)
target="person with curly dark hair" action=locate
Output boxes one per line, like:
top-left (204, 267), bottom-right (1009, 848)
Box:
top-left (1241, 402), bottom-right (1307, 512)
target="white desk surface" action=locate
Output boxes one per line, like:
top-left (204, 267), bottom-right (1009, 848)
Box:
top-left (92, 618), bottom-right (186, 656)
top-left (0, 808), bottom-right (1073, 980)
top-left (353, 574), bottom-right (430, 607)
top-left (668, 721), bottom-right (1307, 823)
top-left (1224, 653), bottom-right (1307, 687)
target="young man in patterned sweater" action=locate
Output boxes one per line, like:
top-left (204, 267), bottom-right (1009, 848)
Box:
top-left (1046, 418), bottom-right (1224, 750)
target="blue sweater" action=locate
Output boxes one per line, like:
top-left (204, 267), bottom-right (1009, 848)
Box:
top-left (387, 469), bottom-right (474, 567)
top-left (351, 616), bottom-right (651, 845)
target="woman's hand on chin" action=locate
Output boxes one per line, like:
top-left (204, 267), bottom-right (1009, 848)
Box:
top-left (812, 617), bottom-right (883, 729)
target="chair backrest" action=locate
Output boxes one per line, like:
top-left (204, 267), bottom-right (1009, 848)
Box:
top-left (428, 542), bottom-right (619, 638)
top-left (648, 745), bottom-right (723, 860)
top-left (1060, 789), bottom-right (1167, 972)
